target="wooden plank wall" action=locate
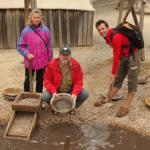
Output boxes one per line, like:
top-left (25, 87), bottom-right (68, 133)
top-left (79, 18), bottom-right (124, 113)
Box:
top-left (0, 11), bottom-right (3, 48)
top-left (0, 9), bottom-right (94, 49)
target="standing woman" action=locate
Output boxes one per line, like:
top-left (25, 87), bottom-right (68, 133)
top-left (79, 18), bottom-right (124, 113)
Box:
top-left (17, 9), bottom-right (53, 93)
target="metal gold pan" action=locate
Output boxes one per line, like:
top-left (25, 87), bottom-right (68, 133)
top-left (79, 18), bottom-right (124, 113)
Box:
top-left (102, 89), bottom-right (123, 100)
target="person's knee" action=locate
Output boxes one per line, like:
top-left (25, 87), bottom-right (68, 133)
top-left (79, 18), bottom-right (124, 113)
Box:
top-left (83, 89), bottom-right (89, 100)
top-left (40, 91), bottom-right (52, 103)
top-left (78, 89), bottom-right (89, 101)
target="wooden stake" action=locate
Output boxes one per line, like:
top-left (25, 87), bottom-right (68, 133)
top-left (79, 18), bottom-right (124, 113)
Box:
top-left (64, 136), bottom-right (70, 150)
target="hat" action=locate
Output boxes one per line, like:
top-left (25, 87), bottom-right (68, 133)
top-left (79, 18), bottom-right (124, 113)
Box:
top-left (59, 46), bottom-right (72, 55)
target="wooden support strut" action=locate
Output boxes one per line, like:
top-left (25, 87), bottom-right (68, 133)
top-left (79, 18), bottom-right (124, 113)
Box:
top-left (140, 0), bottom-right (146, 61)
top-left (122, 0), bottom-right (139, 25)
top-left (130, 0), bottom-right (139, 27)
top-left (117, 0), bottom-right (124, 25)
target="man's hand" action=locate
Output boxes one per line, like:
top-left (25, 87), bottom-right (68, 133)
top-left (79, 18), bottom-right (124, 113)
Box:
top-left (27, 54), bottom-right (34, 60)
top-left (52, 93), bottom-right (57, 97)
top-left (71, 94), bottom-right (77, 101)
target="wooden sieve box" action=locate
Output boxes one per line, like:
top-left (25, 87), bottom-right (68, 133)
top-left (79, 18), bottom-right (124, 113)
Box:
top-left (12, 92), bottom-right (42, 112)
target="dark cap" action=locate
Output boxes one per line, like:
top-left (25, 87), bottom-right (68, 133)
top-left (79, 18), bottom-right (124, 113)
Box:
top-left (59, 46), bottom-right (72, 55)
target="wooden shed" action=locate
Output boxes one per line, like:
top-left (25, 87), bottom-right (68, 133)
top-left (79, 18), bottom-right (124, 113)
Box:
top-left (0, 0), bottom-right (95, 49)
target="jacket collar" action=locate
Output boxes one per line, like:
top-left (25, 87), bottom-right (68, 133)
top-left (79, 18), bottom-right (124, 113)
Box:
top-left (54, 57), bottom-right (78, 69)
top-left (105, 28), bottom-right (113, 44)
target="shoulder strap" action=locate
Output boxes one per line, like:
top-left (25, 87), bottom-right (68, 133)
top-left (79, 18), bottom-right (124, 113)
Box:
top-left (30, 26), bottom-right (50, 61)
top-left (110, 29), bottom-right (130, 49)
top-left (30, 26), bottom-right (47, 48)
top-left (110, 29), bottom-right (117, 42)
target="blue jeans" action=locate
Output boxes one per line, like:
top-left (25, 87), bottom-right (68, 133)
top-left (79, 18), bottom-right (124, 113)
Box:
top-left (41, 88), bottom-right (89, 108)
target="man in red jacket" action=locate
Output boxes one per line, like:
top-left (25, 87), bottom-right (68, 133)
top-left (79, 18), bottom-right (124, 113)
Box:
top-left (41, 46), bottom-right (89, 114)
top-left (94, 20), bottom-right (139, 117)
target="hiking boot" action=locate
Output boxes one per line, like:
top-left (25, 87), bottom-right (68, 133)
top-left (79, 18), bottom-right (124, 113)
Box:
top-left (116, 107), bottom-right (129, 117)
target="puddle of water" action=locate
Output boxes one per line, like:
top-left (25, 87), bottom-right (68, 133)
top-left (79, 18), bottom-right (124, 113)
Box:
top-left (0, 123), bottom-right (150, 150)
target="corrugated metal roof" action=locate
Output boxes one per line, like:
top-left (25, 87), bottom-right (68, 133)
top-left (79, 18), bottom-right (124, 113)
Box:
top-left (0, 0), bottom-right (95, 11)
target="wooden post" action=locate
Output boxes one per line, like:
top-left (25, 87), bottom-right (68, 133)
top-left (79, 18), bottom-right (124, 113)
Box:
top-left (30, 0), bottom-right (37, 10)
top-left (24, 0), bottom-right (30, 24)
top-left (140, 0), bottom-right (145, 31)
top-left (140, 0), bottom-right (145, 61)
top-left (58, 10), bottom-right (63, 47)
top-left (117, 0), bottom-right (124, 24)
top-left (64, 136), bottom-right (70, 150)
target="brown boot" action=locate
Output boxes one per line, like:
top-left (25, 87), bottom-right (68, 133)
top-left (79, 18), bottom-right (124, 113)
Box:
top-left (116, 92), bottom-right (134, 117)
top-left (116, 107), bottom-right (129, 117)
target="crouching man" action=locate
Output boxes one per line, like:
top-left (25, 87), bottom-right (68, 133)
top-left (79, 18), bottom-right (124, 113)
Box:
top-left (41, 46), bottom-right (89, 115)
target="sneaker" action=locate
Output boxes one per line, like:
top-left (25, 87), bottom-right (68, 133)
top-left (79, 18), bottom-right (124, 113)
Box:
top-left (116, 107), bottom-right (129, 117)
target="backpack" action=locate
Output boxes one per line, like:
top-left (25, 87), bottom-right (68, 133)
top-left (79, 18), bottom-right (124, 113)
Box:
top-left (110, 22), bottom-right (144, 55)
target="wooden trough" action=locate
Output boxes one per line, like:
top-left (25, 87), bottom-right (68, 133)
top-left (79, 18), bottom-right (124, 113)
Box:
top-left (4, 111), bottom-right (37, 140)
top-left (4, 92), bottom-right (41, 140)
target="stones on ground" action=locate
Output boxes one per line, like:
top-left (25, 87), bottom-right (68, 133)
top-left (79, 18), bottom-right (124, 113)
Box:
top-left (16, 98), bottom-right (40, 106)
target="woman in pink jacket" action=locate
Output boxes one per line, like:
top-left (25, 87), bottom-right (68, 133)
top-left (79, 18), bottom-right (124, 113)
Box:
top-left (17, 9), bottom-right (53, 92)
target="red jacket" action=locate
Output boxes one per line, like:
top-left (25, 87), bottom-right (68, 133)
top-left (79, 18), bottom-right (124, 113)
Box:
top-left (105, 28), bottom-right (138, 75)
top-left (44, 57), bottom-right (83, 96)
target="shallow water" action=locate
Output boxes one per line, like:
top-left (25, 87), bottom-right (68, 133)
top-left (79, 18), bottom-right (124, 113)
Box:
top-left (0, 123), bottom-right (150, 150)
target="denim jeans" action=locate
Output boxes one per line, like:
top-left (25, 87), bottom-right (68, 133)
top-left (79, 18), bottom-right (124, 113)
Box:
top-left (41, 88), bottom-right (89, 108)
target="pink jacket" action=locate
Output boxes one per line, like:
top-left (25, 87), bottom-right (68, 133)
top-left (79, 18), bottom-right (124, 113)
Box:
top-left (17, 25), bottom-right (53, 69)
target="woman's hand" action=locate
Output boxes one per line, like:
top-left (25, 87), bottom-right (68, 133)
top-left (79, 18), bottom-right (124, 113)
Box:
top-left (27, 54), bottom-right (34, 60)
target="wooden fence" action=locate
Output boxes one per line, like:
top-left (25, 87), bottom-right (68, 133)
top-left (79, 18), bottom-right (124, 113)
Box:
top-left (0, 9), bottom-right (94, 49)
